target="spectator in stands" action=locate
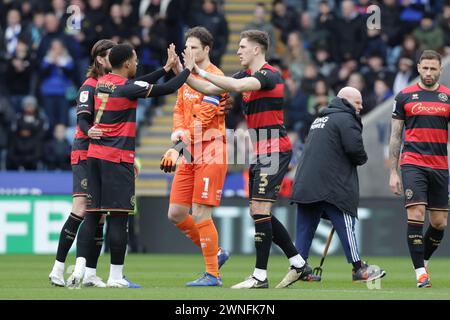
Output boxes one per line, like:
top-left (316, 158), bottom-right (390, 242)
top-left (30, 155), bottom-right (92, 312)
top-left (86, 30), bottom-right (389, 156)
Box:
top-left (312, 46), bottom-right (336, 78)
top-left (442, 16), bottom-right (450, 55)
top-left (361, 52), bottom-right (395, 90)
top-left (355, 0), bottom-right (371, 14)
top-left (413, 12), bottom-right (444, 52)
top-left (81, 0), bottom-right (108, 51)
top-left (330, 0), bottom-right (366, 62)
top-left (39, 39), bottom-right (75, 128)
top-left (52, 0), bottom-right (70, 30)
top-left (6, 39), bottom-right (32, 113)
top-left (437, 0), bottom-right (450, 29)
top-left (66, 0), bottom-right (92, 84)
top-left (43, 123), bottom-right (71, 170)
top-left (314, 0), bottom-right (337, 53)
top-left (136, 14), bottom-right (167, 76)
top-left (400, 0), bottom-right (425, 36)
top-left (282, 31), bottom-right (310, 82)
top-left (103, 4), bottom-right (134, 43)
top-left (4, 9), bottom-right (24, 59)
top-left (298, 12), bottom-right (316, 51)
top-left (300, 63), bottom-right (321, 95)
top-left (373, 77), bottom-right (393, 105)
top-left (307, 79), bottom-right (334, 116)
top-left (271, 0), bottom-right (298, 44)
top-left (6, 96), bottom-right (48, 171)
top-left (37, 13), bottom-right (78, 62)
top-left (0, 96), bottom-right (14, 169)
top-left (393, 56), bottom-right (416, 94)
top-left (245, 2), bottom-right (277, 60)
top-left (285, 77), bottom-right (311, 141)
top-left (26, 11), bottom-right (45, 53)
top-left (398, 33), bottom-right (421, 63)
top-left (346, 72), bottom-right (376, 114)
top-left (328, 58), bottom-right (358, 92)
top-left (116, 0), bottom-right (138, 29)
top-left (192, 0), bottom-right (229, 67)
top-left (380, 0), bottom-right (402, 48)
top-left (15, 1), bottom-right (33, 26)
top-left (363, 28), bottom-right (388, 63)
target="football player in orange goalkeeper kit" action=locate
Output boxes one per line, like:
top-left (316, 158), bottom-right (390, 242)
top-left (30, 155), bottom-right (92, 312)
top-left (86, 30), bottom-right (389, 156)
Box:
top-left (160, 27), bottom-right (230, 287)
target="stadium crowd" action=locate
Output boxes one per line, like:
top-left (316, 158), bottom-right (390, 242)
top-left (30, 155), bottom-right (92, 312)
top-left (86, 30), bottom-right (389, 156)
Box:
top-left (0, 0), bottom-right (449, 171)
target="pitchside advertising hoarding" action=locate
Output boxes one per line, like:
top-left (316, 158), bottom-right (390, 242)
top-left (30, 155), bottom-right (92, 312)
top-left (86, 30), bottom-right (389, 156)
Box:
top-left (2, 193), bottom-right (450, 256)
top-left (1, 173), bottom-right (450, 255)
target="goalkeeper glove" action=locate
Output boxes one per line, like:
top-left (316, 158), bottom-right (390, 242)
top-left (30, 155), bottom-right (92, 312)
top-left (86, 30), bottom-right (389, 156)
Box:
top-left (160, 140), bottom-right (187, 173)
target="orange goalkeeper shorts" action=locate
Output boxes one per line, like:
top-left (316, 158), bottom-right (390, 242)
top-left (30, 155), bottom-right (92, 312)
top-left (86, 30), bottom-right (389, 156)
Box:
top-left (170, 162), bottom-right (227, 207)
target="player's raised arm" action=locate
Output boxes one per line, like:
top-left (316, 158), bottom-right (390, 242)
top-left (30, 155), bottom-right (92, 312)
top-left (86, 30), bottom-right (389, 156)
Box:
top-left (135, 43), bottom-right (178, 83)
top-left (193, 64), bottom-right (261, 93)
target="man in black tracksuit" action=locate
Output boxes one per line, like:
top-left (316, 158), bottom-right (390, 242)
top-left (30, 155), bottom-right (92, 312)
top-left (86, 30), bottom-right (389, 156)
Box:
top-left (291, 86), bottom-right (386, 282)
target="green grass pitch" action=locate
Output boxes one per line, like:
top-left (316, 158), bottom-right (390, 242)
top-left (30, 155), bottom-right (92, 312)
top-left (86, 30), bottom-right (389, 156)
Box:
top-left (1, 254), bottom-right (450, 300)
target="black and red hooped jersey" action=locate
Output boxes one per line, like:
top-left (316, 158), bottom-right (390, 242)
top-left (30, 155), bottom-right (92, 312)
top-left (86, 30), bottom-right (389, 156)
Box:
top-left (71, 77), bottom-right (97, 165)
top-left (87, 73), bottom-right (152, 163)
top-left (233, 63), bottom-right (291, 155)
top-left (392, 83), bottom-right (450, 169)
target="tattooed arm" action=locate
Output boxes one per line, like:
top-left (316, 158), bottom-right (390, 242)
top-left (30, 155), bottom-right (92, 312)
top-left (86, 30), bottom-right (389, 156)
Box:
top-left (389, 119), bottom-right (404, 195)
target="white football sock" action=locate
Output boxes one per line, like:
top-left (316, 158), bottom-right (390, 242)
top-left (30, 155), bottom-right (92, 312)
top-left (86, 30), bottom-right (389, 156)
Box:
top-left (289, 254), bottom-right (306, 268)
top-left (73, 257), bottom-right (86, 277)
top-left (109, 264), bottom-right (124, 281)
top-left (415, 267), bottom-right (427, 280)
top-left (53, 260), bottom-right (65, 273)
top-left (253, 268), bottom-right (267, 281)
top-left (84, 267), bottom-right (97, 279)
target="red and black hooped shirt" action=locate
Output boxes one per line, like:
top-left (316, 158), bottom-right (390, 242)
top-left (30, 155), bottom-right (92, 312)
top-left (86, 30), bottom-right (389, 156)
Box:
top-left (392, 83), bottom-right (450, 170)
top-left (71, 77), bottom-right (97, 165)
top-left (233, 63), bottom-right (291, 155)
top-left (87, 73), bottom-right (152, 164)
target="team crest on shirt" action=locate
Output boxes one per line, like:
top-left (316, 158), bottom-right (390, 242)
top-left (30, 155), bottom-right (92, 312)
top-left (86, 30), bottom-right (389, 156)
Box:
top-left (405, 189), bottom-right (413, 200)
top-left (242, 91), bottom-right (252, 103)
top-left (79, 91), bottom-right (89, 103)
top-left (438, 93), bottom-right (448, 102)
top-left (81, 178), bottom-right (88, 190)
top-left (411, 93), bottom-right (419, 100)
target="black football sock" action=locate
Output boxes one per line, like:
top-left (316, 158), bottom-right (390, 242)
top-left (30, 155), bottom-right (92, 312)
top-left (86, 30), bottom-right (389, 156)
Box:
top-left (407, 219), bottom-right (425, 269)
top-left (55, 213), bottom-right (83, 263)
top-left (76, 213), bottom-right (101, 259)
top-left (424, 225), bottom-right (444, 261)
top-left (108, 214), bottom-right (129, 265)
top-left (271, 215), bottom-right (298, 259)
top-left (253, 214), bottom-right (273, 273)
top-left (86, 222), bottom-right (105, 269)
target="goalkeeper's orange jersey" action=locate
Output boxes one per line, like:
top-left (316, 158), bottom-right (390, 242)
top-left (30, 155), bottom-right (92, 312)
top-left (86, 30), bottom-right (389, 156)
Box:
top-left (173, 63), bottom-right (226, 142)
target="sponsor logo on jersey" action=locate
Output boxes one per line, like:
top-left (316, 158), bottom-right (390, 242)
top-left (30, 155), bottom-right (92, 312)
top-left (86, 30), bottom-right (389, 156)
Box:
top-left (411, 103), bottom-right (446, 115)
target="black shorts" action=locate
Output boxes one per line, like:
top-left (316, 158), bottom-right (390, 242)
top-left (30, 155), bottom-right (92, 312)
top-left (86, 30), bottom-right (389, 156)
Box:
top-left (72, 160), bottom-right (88, 197)
top-left (401, 164), bottom-right (449, 211)
top-left (86, 157), bottom-right (135, 213)
top-left (249, 151), bottom-right (292, 202)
